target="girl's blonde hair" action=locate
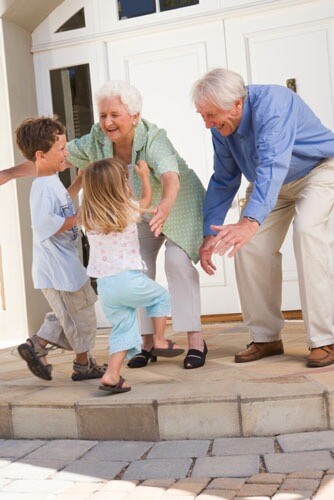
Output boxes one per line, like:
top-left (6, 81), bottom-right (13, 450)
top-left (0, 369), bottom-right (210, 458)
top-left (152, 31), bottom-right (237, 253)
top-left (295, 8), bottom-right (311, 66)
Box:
top-left (80, 158), bottom-right (139, 234)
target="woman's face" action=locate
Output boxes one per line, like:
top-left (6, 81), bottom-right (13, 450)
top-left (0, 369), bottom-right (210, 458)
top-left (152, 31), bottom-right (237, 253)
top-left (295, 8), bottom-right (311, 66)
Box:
top-left (98, 96), bottom-right (139, 144)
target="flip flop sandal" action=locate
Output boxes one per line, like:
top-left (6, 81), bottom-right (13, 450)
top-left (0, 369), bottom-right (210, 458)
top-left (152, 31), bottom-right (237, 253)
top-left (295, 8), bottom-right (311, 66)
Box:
top-left (99, 376), bottom-right (131, 394)
top-left (127, 349), bottom-right (157, 368)
top-left (151, 339), bottom-right (185, 358)
top-left (17, 342), bottom-right (52, 381)
top-left (183, 341), bottom-right (208, 369)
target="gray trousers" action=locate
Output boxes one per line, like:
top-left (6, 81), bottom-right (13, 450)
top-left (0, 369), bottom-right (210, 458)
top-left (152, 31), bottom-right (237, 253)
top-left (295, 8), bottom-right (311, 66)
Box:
top-left (235, 159), bottom-right (334, 348)
top-left (38, 280), bottom-right (97, 353)
top-left (137, 220), bottom-right (201, 334)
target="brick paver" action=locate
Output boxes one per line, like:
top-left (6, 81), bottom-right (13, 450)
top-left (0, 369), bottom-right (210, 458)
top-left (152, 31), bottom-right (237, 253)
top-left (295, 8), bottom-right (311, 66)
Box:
top-left (0, 434), bottom-right (334, 498)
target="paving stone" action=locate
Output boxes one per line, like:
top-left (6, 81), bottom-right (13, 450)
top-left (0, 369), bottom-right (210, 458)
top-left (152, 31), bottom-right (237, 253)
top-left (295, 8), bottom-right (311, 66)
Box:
top-left (77, 405), bottom-right (158, 441)
top-left (238, 483), bottom-right (279, 497)
top-left (123, 458), bottom-right (192, 480)
top-left (277, 431), bottom-right (334, 452)
top-left (288, 470), bottom-right (324, 479)
top-left (264, 451), bottom-right (334, 473)
top-left (55, 482), bottom-right (104, 498)
top-left (212, 437), bottom-right (274, 456)
top-left (207, 478), bottom-right (245, 489)
top-left (314, 480), bottom-right (334, 500)
top-left (165, 477), bottom-right (210, 495)
top-left (0, 458), bottom-right (71, 480)
top-left (142, 479), bottom-right (175, 488)
top-left (53, 460), bottom-right (128, 482)
top-left (241, 396), bottom-right (326, 437)
top-left (0, 492), bottom-right (47, 500)
top-left (319, 474), bottom-right (334, 485)
top-left (1, 478), bottom-right (69, 494)
top-left (197, 490), bottom-right (235, 499)
top-left (191, 455), bottom-right (259, 478)
top-left (0, 461), bottom-right (11, 471)
top-left (0, 406), bottom-right (12, 439)
top-left (158, 402), bottom-right (240, 440)
top-left (234, 496), bottom-right (270, 500)
top-left (90, 491), bottom-right (128, 500)
top-left (0, 439), bottom-right (46, 458)
top-left (147, 440), bottom-right (210, 459)
top-left (272, 493), bottom-right (312, 500)
top-left (247, 473), bottom-right (285, 484)
top-left (79, 440), bottom-right (153, 461)
top-left (120, 484), bottom-right (168, 499)
top-left (12, 407), bottom-right (78, 439)
top-left (279, 477), bottom-right (320, 491)
top-left (25, 439), bottom-right (98, 461)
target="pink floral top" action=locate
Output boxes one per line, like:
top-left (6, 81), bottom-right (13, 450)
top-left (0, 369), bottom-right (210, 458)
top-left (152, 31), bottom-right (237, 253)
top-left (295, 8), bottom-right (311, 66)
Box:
top-left (86, 219), bottom-right (146, 278)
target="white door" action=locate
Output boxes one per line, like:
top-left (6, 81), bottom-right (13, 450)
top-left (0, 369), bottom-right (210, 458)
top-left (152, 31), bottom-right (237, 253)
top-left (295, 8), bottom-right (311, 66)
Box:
top-left (33, 21), bottom-right (244, 324)
top-left (106, 21), bottom-right (243, 316)
top-left (34, 43), bottom-right (112, 326)
top-left (225, 3), bottom-right (334, 310)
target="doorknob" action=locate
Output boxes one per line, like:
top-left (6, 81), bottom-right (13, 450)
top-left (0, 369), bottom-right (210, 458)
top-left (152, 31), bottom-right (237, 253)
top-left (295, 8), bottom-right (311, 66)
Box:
top-left (238, 197), bottom-right (247, 209)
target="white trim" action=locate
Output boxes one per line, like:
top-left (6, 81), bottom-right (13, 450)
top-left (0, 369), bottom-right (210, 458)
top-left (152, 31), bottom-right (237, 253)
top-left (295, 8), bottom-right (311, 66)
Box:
top-left (31, 0), bottom-right (313, 52)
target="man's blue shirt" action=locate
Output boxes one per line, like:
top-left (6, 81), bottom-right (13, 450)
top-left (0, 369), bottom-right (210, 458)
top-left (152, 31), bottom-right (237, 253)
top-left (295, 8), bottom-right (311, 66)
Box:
top-left (204, 84), bottom-right (334, 234)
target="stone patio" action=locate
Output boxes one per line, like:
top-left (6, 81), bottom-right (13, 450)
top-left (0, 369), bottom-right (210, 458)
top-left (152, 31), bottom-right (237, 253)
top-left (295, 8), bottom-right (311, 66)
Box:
top-left (1, 320), bottom-right (334, 441)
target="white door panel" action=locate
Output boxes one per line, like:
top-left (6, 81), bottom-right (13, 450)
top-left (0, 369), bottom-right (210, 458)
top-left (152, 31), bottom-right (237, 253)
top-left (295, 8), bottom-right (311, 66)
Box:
top-left (107, 22), bottom-right (242, 315)
top-left (226, 10), bottom-right (334, 311)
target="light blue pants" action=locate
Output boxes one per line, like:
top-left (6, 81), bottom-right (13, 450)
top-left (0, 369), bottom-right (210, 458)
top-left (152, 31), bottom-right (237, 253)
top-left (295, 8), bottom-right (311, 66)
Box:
top-left (97, 270), bottom-right (170, 358)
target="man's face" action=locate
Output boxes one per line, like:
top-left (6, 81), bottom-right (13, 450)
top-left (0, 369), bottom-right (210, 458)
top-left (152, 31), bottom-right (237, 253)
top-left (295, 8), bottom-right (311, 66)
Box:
top-left (196, 99), bottom-right (243, 136)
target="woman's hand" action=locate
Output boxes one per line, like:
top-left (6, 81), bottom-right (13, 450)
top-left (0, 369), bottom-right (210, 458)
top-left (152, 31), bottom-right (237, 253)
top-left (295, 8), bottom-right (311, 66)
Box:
top-left (149, 171), bottom-right (179, 237)
top-left (199, 235), bottom-right (217, 275)
top-left (150, 203), bottom-right (171, 236)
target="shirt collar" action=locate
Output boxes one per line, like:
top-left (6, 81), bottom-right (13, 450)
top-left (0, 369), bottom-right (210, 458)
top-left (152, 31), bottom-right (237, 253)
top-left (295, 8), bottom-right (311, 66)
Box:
top-left (133, 119), bottom-right (147, 153)
top-left (235, 88), bottom-right (251, 138)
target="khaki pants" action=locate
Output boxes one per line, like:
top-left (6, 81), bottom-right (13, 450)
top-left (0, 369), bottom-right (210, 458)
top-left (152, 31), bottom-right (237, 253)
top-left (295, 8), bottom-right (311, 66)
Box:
top-left (137, 220), bottom-right (201, 334)
top-left (38, 280), bottom-right (97, 353)
top-left (235, 159), bottom-right (334, 348)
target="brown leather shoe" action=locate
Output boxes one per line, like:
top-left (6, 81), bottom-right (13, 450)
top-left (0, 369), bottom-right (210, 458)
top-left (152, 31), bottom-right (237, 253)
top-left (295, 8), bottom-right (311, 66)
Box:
top-left (235, 340), bottom-right (284, 363)
top-left (307, 345), bottom-right (334, 367)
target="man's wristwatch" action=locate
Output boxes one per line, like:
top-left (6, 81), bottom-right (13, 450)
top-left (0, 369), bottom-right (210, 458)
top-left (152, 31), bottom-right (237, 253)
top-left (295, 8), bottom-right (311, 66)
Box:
top-left (243, 216), bottom-right (260, 224)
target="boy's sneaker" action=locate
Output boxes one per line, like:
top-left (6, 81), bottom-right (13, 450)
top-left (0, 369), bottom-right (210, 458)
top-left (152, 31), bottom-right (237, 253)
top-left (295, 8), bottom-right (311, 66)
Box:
top-left (71, 356), bottom-right (107, 381)
top-left (17, 335), bottom-right (53, 381)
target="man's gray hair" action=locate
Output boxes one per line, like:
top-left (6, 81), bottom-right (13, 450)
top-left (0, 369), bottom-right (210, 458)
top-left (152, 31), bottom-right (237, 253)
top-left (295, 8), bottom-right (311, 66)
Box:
top-left (95, 80), bottom-right (142, 115)
top-left (192, 68), bottom-right (247, 110)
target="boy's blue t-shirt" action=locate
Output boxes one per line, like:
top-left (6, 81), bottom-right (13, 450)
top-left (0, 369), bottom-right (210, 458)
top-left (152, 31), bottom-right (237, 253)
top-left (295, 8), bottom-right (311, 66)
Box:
top-left (30, 174), bottom-right (88, 291)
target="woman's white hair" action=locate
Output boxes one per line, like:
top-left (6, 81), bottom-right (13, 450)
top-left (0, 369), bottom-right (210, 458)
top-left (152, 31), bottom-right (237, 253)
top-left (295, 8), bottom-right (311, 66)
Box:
top-left (192, 68), bottom-right (247, 110)
top-left (95, 80), bottom-right (142, 115)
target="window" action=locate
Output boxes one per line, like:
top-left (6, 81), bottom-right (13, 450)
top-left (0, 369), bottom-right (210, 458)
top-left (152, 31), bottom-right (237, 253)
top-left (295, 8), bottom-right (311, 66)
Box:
top-left (50, 64), bottom-right (94, 187)
top-left (118, 0), bottom-right (156, 19)
top-left (160, 0), bottom-right (199, 12)
top-left (118, 0), bottom-right (199, 20)
top-left (50, 64), bottom-right (94, 270)
top-left (55, 8), bottom-right (86, 33)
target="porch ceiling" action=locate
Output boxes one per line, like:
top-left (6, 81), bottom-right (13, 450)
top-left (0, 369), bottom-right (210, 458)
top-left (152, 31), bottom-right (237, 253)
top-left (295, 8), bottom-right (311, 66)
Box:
top-left (1, 0), bottom-right (64, 32)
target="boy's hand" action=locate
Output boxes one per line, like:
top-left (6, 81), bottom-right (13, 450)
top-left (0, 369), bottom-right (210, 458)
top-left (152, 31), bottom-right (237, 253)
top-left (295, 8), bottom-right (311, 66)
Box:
top-left (0, 170), bottom-right (11, 186)
top-left (134, 160), bottom-right (150, 178)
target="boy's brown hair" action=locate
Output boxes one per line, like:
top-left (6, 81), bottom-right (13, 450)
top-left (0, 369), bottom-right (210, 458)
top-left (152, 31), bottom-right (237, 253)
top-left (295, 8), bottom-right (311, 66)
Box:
top-left (15, 117), bottom-right (66, 162)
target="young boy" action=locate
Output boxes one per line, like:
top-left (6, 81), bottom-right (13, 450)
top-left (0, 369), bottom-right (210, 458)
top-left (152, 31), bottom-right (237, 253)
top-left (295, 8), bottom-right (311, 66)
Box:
top-left (16, 116), bottom-right (105, 382)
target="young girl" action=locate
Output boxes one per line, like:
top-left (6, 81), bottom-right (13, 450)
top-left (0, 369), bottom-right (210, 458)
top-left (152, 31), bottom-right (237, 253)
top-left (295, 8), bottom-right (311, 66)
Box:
top-left (80, 158), bottom-right (183, 394)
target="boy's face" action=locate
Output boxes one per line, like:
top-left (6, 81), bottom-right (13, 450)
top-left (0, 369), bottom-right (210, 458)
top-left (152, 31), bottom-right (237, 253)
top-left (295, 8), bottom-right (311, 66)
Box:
top-left (36, 134), bottom-right (67, 175)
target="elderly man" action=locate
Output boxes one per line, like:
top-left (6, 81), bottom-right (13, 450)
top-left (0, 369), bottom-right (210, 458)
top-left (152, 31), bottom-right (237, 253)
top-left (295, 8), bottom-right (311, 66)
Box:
top-left (193, 67), bottom-right (334, 367)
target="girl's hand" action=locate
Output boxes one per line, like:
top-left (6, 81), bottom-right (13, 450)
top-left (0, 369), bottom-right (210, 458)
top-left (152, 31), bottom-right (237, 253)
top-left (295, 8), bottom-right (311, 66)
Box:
top-left (149, 204), bottom-right (170, 237)
top-left (134, 160), bottom-right (150, 178)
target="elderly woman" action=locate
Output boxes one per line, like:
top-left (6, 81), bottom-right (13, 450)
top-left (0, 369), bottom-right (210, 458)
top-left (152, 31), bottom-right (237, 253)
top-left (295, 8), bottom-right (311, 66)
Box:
top-left (1, 81), bottom-right (207, 369)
